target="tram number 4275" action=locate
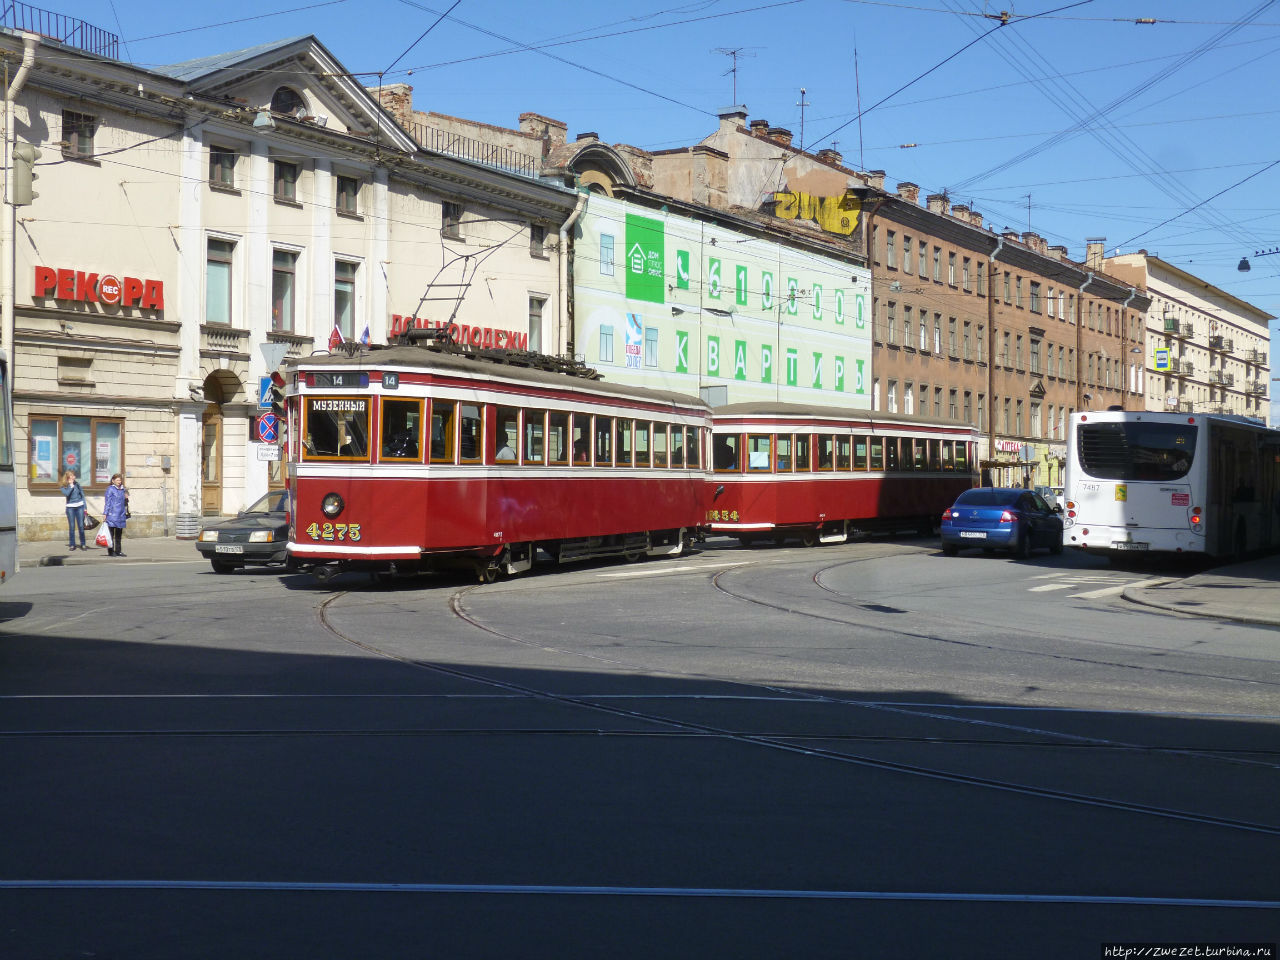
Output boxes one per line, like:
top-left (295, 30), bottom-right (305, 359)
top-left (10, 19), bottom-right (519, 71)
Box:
top-left (304, 522), bottom-right (363, 542)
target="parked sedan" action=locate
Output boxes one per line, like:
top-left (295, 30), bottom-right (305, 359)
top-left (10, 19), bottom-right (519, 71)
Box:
top-left (940, 487), bottom-right (1063, 558)
top-left (195, 489), bottom-right (291, 573)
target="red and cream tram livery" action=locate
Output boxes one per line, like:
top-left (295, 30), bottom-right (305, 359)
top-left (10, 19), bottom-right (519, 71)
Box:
top-left (286, 344), bottom-right (711, 580)
top-left (708, 403), bottom-right (979, 545)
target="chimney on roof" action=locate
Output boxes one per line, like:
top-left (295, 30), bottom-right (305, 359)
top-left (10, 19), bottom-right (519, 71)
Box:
top-left (1086, 237), bottom-right (1106, 268)
top-left (816, 147), bottom-right (843, 167)
top-left (1048, 244), bottom-right (1068, 261)
top-left (951, 203), bottom-right (969, 221)
top-left (519, 113), bottom-right (567, 147)
top-left (926, 193), bottom-right (950, 216)
top-left (968, 209), bottom-right (984, 228)
top-left (866, 170), bottom-right (885, 190)
top-left (750, 119), bottom-right (770, 137)
top-left (767, 126), bottom-right (793, 147)
top-left (369, 83), bottom-right (414, 131)
top-left (718, 105), bottom-right (748, 136)
top-left (896, 181), bottom-right (920, 204)
top-left (576, 131), bottom-right (599, 142)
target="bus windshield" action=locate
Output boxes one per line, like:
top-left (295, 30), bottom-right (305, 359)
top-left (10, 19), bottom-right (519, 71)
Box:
top-left (1076, 421), bottom-right (1196, 482)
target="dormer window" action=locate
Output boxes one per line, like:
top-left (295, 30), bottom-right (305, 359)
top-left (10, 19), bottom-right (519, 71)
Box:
top-left (270, 86), bottom-right (306, 117)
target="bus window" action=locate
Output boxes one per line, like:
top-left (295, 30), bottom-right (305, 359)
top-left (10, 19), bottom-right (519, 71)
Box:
top-left (653, 425), bottom-right (668, 467)
top-left (459, 405), bottom-right (482, 463)
top-left (836, 436), bottom-right (852, 470)
top-left (381, 398), bottom-right (422, 461)
top-left (869, 436), bottom-right (884, 470)
top-left (714, 433), bottom-right (740, 471)
top-left (885, 438), bottom-right (899, 471)
top-left (304, 397), bottom-right (369, 460)
top-left (747, 434), bottom-right (771, 471)
top-left (524, 410), bottom-right (546, 464)
top-left (494, 406), bottom-right (519, 463)
top-left (547, 411), bottom-right (569, 465)
top-left (572, 415), bottom-right (590, 464)
top-left (594, 416), bottom-right (613, 466)
top-left (635, 421), bottom-right (650, 466)
top-left (686, 426), bottom-right (701, 469)
top-left (795, 434), bottom-right (811, 471)
top-left (616, 419), bottom-right (633, 466)
top-left (816, 435), bottom-right (834, 470)
top-left (670, 425), bottom-right (684, 466)
top-left (1076, 421), bottom-right (1197, 481)
top-left (776, 435), bottom-right (792, 471)
top-left (853, 435), bottom-right (868, 470)
top-left (431, 400), bottom-right (455, 462)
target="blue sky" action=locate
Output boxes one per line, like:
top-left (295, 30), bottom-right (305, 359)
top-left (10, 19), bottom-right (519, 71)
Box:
top-left (38, 0), bottom-right (1280, 417)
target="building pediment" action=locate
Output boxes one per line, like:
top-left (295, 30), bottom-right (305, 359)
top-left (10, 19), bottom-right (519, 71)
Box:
top-left (1029, 379), bottom-right (1046, 399)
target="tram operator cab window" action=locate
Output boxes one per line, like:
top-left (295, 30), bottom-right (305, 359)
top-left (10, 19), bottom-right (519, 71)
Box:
top-left (685, 426), bottom-right (701, 469)
top-left (304, 397), bottom-right (369, 460)
top-left (381, 398), bottom-right (422, 461)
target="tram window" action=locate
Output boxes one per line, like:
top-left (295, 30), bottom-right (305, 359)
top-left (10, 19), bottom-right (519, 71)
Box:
top-left (303, 397), bottom-right (369, 460)
top-left (572, 415), bottom-right (590, 464)
top-left (686, 426), bottom-right (701, 469)
top-left (616, 419), bottom-right (633, 466)
top-left (459, 405), bottom-right (482, 463)
top-left (928, 439), bottom-right (941, 470)
top-left (853, 435), bottom-right (868, 470)
top-left (817, 435), bottom-right (835, 470)
top-left (900, 439), bottom-right (915, 471)
top-left (884, 438), bottom-right (899, 471)
top-left (595, 416), bottom-right (613, 466)
top-left (524, 410), bottom-right (546, 465)
top-left (670, 425), bottom-right (684, 466)
top-left (836, 436), bottom-right (852, 471)
top-left (547, 411), bottom-right (569, 465)
top-left (776, 435), bottom-right (792, 471)
top-left (911, 439), bottom-right (926, 470)
top-left (381, 398), bottom-right (422, 461)
top-left (653, 425), bottom-right (668, 467)
top-left (431, 400), bottom-right (456, 463)
top-left (869, 437), bottom-right (884, 470)
top-left (795, 434), bottom-right (811, 471)
top-left (747, 434), bottom-right (771, 471)
top-left (494, 406), bottom-right (519, 463)
top-left (635, 421), bottom-right (650, 466)
top-left (941, 440), bottom-right (954, 471)
top-left (955, 442), bottom-right (969, 472)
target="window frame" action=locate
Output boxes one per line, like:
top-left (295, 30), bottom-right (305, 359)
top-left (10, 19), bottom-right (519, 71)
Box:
top-left (209, 145), bottom-right (237, 189)
top-left (336, 174), bottom-right (360, 215)
top-left (379, 397), bottom-right (424, 463)
top-left (28, 414), bottom-right (124, 492)
top-left (301, 397), bottom-right (370, 462)
top-left (61, 110), bottom-right (96, 160)
top-left (271, 248), bottom-right (298, 333)
top-left (273, 159), bottom-right (299, 202)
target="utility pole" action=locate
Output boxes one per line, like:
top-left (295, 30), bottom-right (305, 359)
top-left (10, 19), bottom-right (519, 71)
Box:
top-left (797, 88), bottom-right (810, 152)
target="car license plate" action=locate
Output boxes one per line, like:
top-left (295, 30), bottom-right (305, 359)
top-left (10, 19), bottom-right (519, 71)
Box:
top-left (1110, 542), bottom-right (1149, 551)
top-left (959, 531), bottom-right (986, 539)
top-left (215, 544), bottom-right (244, 554)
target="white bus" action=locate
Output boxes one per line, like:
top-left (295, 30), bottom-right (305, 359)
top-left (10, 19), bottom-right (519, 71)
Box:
top-left (1064, 410), bottom-right (1280, 559)
top-left (0, 349), bottom-right (15, 581)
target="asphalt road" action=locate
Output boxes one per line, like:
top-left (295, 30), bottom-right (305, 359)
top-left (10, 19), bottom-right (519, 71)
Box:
top-left (2, 539), bottom-right (1277, 958)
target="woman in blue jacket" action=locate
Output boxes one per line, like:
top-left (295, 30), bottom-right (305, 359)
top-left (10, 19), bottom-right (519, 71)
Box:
top-left (103, 473), bottom-right (129, 557)
top-left (60, 470), bottom-right (86, 550)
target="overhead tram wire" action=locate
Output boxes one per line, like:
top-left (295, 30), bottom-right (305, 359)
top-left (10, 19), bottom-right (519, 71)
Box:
top-left (383, 0), bottom-right (464, 77)
top-left (806, 0), bottom-right (1095, 154)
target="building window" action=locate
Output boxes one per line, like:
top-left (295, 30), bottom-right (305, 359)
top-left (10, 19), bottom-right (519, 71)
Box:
top-left (963, 390), bottom-right (972, 424)
top-left (949, 389), bottom-right (958, 420)
top-left (1030, 338), bottom-right (1041, 374)
top-left (886, 301), bottom-right (897, 344)
top-left (933, 387), bottom-right (942, 418)
top-left (269, 250), bottom-right (298, 333)
top-left (441, 201), bottom-right (463, 238)
top-left (1003, 397), bottom-right (1011, 434)
top-left (904, 381), bottom-right (914, 414)
top-left (644, 326), bottom-right (659, 366)
top-left (529, 224), bottom-right (546, 258)
top-left (918, 244), bottom-right (928, 277)
top-left (29, 415), bottom-right (123, 490)
top-left (948, 317), bottom-right (957, 357)
top-left (976, 261), bottom-right (986, 297)
top-left (962, 257), bottom-right (971, 292)
top-left (963, 320), bottom-right (971, 359)
top-left (919, 313), bottom-right (928, 352)
top-left (336, 175), bottom-right (359, 215)
top-left (903, 305), bottom-right (913, 348)
top-left (976, 323), bottom-right (985, 363)
top-left (206, 239), bottom-right (234, 326)
top-left (886, 231), bottom-right (897, 269)
top-left (1031, 402), bottom-right (1042, 438)
top-left (887, 379), bottom-right (898, 413)
top-left (902, 235), bottom-right (912, 274)
top-left (1016, 400), bottom-right (1024, 436)
top-left (599, 234), bottom-right (614, 276)
top-left (1030, 281), bottom-right (1041, 313)
top-left (528, 296), bottom-right (545, 352)
top-left (934, 316), bottom-right (942, 354)
top-left (978, 394), bottom-right (986, 432)
top-left (1015, 276), bottom-right (1023, 308)
top-left (1046, 286), bottom-right (1055, 318)
top-left (600, 325), bottom-right (614, 363)
top-left (948, 252), bottom-right (956, 285)
top-left (61, 110), bottom-right (95, 159)
top-left (932, 247), bottom-right (941, 282)
top-left (1015, 334), bottom-right (1024, 370)
top-left (334, 260), bottom-right (357, 339)
top-left (274, 160), bottom-right (298, 201)
top-left (1003, 272), bottom-right (1011, 304)
top-left (1001, 332), bottom-right (1011, 366)
top-left (209, 146), bottom-right (236, 188)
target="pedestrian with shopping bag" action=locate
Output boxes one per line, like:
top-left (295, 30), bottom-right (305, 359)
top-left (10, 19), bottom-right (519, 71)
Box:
top-left (103, 473), bottom-right (129, 557)
top-left (59, 470), bottom-right (86, 550)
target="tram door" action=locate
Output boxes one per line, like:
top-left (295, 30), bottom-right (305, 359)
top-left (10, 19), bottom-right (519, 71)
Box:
top-left (201, 403), bottom-right (223, 515)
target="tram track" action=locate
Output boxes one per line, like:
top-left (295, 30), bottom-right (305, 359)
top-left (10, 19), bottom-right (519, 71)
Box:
top-left (307, 579), bottom-right (1280, 838)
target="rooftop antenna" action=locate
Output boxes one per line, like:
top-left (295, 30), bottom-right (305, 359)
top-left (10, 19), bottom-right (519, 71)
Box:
top-left (797, 87), bottom-right (810, 152)
top-left (714, 47), bottom-right (757, 104)
top-left (1024, 193), bottom-right (1032, 232)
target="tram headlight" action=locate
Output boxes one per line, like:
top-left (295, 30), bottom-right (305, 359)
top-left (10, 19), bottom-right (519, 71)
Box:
top-left (321, 492), bottom-right (345, 518)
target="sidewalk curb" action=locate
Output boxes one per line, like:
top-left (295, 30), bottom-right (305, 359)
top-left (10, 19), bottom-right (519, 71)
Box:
top-left (1121, 580), bottom-right (1280, 627)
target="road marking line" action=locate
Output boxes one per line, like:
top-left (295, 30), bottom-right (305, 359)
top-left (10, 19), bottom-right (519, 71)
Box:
top-left (1028, 583), bottom-right (1075, 592)
top-left (0, 879), bottom-right (1274, 908)
top-left (597, 561), bottom-right (752, 579)
top-left (1070, 577), bottom-right (1165, 600)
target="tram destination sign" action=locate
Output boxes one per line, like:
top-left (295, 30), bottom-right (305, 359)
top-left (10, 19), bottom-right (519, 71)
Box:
top-left (307, 371), bottom-right (370, 388)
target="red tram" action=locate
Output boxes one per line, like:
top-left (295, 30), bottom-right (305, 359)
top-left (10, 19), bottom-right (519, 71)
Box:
top-left (285, 343), bottom-right (711, 581)
top-left (708, 403), bottom-right (978, 546)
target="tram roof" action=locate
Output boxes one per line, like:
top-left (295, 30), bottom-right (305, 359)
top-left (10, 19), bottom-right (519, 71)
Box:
top-left (292, 344), bottom-right (711, 412)
top-left (712, 401), bottom-right (977, 433)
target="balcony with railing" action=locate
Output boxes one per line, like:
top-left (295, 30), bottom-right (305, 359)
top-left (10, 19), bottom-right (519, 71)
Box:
top-left (0, 2), bottom-right (118, 58)
top-left (1246, 348), bottom-right (1268, 364)
top-left (410, 122), bottom-right (538, 178)
top-left (1209, 335), bottom-right (1235, 352)
top-left (1248, 381), bottom-right (1268, 396)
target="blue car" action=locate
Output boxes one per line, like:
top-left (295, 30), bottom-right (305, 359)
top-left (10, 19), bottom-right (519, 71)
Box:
top-left (940, 487), bottom-right (1064, 558)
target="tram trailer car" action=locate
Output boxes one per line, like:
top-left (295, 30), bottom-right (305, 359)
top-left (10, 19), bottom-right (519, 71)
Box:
top-left (286, 344), bottom-right (711, 581)
top-left (709, 403), bottom-right (979, 546)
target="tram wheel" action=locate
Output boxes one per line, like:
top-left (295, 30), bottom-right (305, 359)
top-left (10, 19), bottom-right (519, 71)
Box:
top-left (738, 536), bottom-right (756, 548)
top-left (477, 563), bottom-right (500, 584)
top-left (800, 530), bottom-right (819, 548)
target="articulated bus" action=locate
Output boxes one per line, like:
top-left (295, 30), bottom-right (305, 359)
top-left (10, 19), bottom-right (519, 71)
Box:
top-left (0, 350), bottom-right (14, 582)
top-left (1063, 409), bottom-right (1280, 559)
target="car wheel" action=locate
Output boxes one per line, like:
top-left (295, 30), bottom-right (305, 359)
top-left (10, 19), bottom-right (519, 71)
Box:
top-left (1050, 535), bottom-right (1063, 555)
top-left (1013, 527), bottom-right (1031, 559)
top-left (210, 557), bottom-right (237, 574)
top-left (942, 544), bottom-right (959, 557)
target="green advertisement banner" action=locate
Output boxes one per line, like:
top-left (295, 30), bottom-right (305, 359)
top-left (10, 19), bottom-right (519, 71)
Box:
top-left (625, 213), bottom-right (665, 304)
